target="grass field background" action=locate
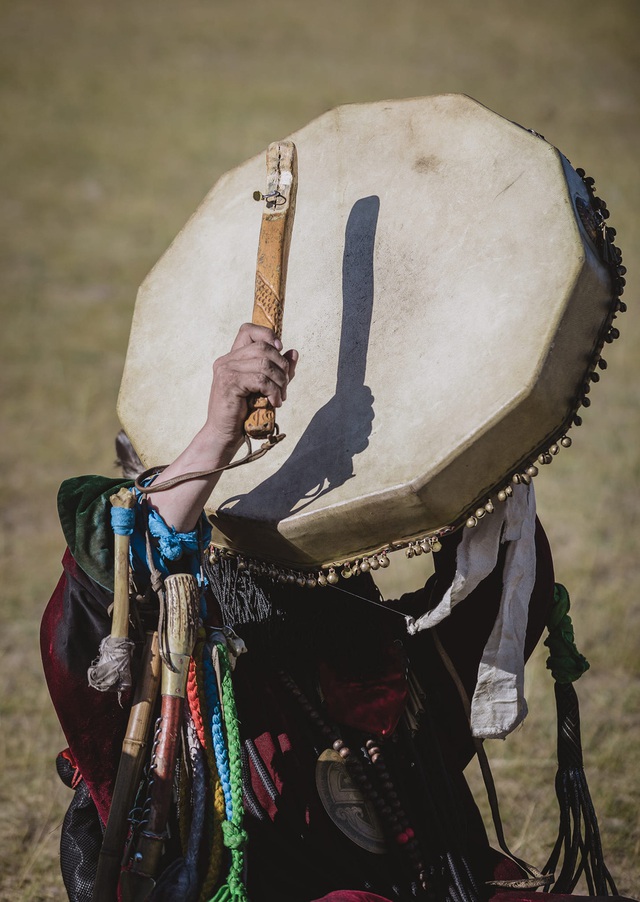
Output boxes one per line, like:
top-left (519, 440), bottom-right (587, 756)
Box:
top-left (1, 1), bottom-right (638, 898)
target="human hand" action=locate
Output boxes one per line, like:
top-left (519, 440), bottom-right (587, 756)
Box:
top-left (145, 324), bottom-right (298, 531)
top-left (203, 322), bottom-right (298, 455)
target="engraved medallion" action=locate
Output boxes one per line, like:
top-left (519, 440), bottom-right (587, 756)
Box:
top-left (315, 749), bottom-right (387, 854)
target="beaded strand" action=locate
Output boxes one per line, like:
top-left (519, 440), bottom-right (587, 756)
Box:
top-left (278, 669), bottom-right (428, 893)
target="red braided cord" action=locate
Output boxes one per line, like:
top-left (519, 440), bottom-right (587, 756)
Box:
top-left (187, 647), bottom-right (207, 748)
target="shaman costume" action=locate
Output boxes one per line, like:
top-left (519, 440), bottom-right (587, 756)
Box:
top-left (41, 473), bottom-right (627, 902)
top-left (42, 94), bottom-right (631, 901)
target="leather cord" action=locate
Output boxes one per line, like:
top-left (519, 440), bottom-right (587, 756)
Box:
top-left (134, 433), bottom-right (285, 495)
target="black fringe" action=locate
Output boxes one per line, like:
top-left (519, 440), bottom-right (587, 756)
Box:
top-left (544, 681), bottom-right (618, 895)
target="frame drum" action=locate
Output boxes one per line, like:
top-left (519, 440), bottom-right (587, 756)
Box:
top-left (118, 95), bottom-right (622, 573)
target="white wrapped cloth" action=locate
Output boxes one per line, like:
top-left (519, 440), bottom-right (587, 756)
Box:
top-left (405, 483), bottom-right (537, 739)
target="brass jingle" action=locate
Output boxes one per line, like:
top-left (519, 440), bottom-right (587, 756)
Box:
top-left (420, 540), bottom-right (431, 553)
top-left (317, 573), bottom-right (328, 587)
top-left (369, 557), bottom-right (380, 570)
top-left (306, 577), bottom-right (317, 589)
top-left (431, 539), bottom-right (442, 553)
top-left (549, 443), bottom-right (560, 455)
top-left (560, 436), bottom-right (572, 448)
top-left (520, 473), bottom-right (531, 485)
top-left (296, 575), bottom-right (306, 587)
top-left (475, 507), bottom-right (486, 519)
top-left (505, 485), bottom-right (514, 497)
top-left (287, 573), bottom-right (297, 585)
top-left (378, 554), bottom-right (390, 569)
top-left (327, 568), bottom-right (339, 585)
top-left (466, 516), bottom-right (478, 528)
top-left (497, 490), bottom-right (507, 502)
top-left (413, 543), bottom-right (423, 555)
top-left (405, 546), bottom-right (415, 559)
top-left (512, 474), bottom-right (521, 484)
top-left (360, 559), bottom-right (371, 573)
top-left (484, 500), bottom-right (494, 513)
top-left (341, 566), bottom-right (353, 579)
top-left (526, 465), bottom-right (538, 477)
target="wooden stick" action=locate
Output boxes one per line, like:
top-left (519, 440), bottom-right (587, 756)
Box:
top-left (245, 140), bottom-right (298, 438)
top-left (121, 574), bottom-right (199, 897)
top-left (92, 631), bottom-right (161, 902)
top-left (110, 487), bottom-right (137, 638)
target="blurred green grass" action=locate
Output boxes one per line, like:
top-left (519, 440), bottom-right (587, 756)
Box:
top-left (1, 0), bottom-right (638, 897)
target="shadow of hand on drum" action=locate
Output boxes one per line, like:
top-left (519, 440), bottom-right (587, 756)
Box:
top-left (220, 195), bottom-right (380, 525)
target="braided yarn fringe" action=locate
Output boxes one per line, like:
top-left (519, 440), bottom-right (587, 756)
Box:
top-left (186, 647), bottom-right (225, 900)
top-left (208, 642), bottom-right (248, 902)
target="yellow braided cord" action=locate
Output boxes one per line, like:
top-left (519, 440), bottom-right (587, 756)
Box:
top-left (200, 770), bottom-right (226, 900)
top-left (192, 649), bottom-right (226, 901)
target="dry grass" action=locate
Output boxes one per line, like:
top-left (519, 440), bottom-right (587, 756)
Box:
top-left (1, 0), bottom-right (638, 898)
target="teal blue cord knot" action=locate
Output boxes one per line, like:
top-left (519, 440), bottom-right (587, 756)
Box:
top-left (111, 506), bottom-right (135, 536)
top-left (221, 821), bottom-right (248, 850)
top-left (545, 583), bottom-right (590, 684)
top-left (147, 509), bottom-right (199, 561)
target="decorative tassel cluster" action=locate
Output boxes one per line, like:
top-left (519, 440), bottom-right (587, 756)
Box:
top-left (543, 584), bottom-right (619, 896)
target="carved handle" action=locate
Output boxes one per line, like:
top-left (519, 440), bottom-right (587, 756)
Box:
top-left (245, 140), bottom-right (298, 438)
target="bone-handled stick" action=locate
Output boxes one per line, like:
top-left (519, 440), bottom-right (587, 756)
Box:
top-left (244, 140), bottom-right (298, 439)
top-left (110, 487), bottom-right (137, 638)
top-left (120, 573), bottom-right (200, 898)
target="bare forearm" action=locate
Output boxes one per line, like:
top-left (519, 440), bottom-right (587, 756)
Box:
top-left (146, 425), bottom-right (242, 533)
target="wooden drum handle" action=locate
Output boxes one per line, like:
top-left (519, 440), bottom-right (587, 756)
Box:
top-left (244, 140), bottom-right (298, 439)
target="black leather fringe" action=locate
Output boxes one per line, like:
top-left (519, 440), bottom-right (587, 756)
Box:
top-left (544, 681), bottom-right (618, 895)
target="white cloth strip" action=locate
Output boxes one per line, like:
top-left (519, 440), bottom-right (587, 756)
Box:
top-left (405, 483), bottom-right (537, 739)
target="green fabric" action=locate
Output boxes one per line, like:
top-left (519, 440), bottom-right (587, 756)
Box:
top-left (544, 583), bottom-right (590, 684)
top-left (57, 474), bottom-right (134, 592)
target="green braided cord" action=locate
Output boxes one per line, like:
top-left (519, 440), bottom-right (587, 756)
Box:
top-left (209, 642), bottom-right (248, 902)
top-left (544, 583), bottom-right (590, 684)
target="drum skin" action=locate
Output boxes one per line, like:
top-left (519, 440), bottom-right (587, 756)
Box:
top-left (118, 94), bottom-right (613, 570)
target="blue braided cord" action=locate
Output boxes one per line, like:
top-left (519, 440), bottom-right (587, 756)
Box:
top-left (111, 506), bottom-right (135, 536)
top-left (202, 647), bottom-right (233, 820)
